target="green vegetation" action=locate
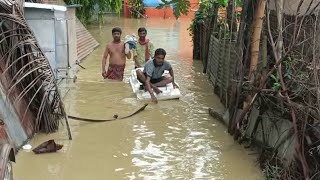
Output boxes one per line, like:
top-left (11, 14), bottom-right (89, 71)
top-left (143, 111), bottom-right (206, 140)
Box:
top-left (188, 0), bottom-right (220, 40)
top-left (128, 0), bottom-right (145, 18)
top-left (65, 0), bottom-right (122, 24)
top-left (188, 0), bottom-right (242, 41)
top-left (156, 0), bottom-right (191, 19)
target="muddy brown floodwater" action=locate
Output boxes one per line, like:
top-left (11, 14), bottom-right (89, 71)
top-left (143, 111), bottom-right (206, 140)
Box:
top-left (14, 17), bottom-right (263, 180)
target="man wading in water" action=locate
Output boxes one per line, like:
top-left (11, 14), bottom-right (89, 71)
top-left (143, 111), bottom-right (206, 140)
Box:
top-left (133, 27), bottom-right (154, 68)
top-left (102, 27), bottom-right (132, 81)
top-left (137, 48), bottom-right (178, 104)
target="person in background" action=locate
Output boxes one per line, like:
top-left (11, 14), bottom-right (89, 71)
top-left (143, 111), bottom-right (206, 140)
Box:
top-left (101, 27), bottom-right (131, 81)
top-left (132, 27), bottom-right (154, 68)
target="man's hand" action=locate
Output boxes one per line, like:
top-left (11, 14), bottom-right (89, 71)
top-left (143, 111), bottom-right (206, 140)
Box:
top-left (124, 43), bottom-right (130, 55)
top-left (102, 71), bottom-right (107, 79)
top-left (151, 94), bottom-right (158, 104)
top-left (153, 87), bottom-right (162, 94)
top-left (173, 82), bottom-right (179, 89)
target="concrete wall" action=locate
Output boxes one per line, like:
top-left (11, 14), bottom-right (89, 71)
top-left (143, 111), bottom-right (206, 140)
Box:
top-left (245, 105), bottom-right (295, 164)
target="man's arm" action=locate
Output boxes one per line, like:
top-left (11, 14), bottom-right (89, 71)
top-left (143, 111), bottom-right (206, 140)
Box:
top-left (102, 45), bottom-right (109, 76)
top-left (144, 64), bottom-right (158, 103)
top-left (169, 67), bottom-right (178, 88)
top-left (145, 76), bottom-right (157, 103)
top-left (149, 42), bottom-right (155, 59)
top-left (125, 50), bottom-right (132, 59)
top-left (145, 76), bottom-right (153, 95)
top-left (132, 49), bottom-right (141, 67)
top-left (169, 68), bottom-right (175, 83)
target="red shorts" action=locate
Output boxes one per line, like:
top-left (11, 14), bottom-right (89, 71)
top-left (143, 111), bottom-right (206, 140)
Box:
top-left (105, 64), bottom-right (125, 81)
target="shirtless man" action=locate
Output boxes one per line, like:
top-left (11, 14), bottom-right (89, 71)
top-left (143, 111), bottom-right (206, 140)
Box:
top-left (101, 27), bottom-right (131, 81)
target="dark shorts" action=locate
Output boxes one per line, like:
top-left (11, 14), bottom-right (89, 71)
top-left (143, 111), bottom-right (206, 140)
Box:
top-left (138, 72), bottom-right (164, 84)
top-left (150, 77), bottom-right (164, 84)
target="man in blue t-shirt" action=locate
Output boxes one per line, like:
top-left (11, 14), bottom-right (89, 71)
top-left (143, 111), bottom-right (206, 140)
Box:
top-left (136, 48), bottom-right (178, 103)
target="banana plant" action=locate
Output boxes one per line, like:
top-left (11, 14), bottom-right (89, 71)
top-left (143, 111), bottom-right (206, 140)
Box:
top-left (155, 0), bottom-right (242, 19)
top-left (156, 0), bottom-right (191, 19)
top-left (65, 0), bottom-right (123, 24)
top-left (128, 0), bottom-right (145, 18)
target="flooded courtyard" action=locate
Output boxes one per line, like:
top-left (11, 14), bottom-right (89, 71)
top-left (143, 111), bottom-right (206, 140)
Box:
top-left (13, 17), bottom-right (262, 180)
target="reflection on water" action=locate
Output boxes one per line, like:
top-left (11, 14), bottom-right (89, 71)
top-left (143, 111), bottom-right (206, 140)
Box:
top-left (14, 16), bottom-right (262, 180)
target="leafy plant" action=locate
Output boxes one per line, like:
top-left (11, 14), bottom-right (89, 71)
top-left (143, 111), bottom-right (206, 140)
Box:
top-left (270, 74), bottom-right (281, 90)
top-left (188, 0), bottom-right (219, 39)
top-left (65, 0), bottom-right (123, 24)
top-left (128, 0), bottom-right (145, 18)
top-left (188, 0), bottom-right (242, 41)
top-left (218, 0), bottom-right (243, 7)
top-left (156, 0), bottom-right (191, 19)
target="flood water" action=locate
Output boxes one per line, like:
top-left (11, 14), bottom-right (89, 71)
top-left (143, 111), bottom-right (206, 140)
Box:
top-left (14, 17), bottom-right (263, 180)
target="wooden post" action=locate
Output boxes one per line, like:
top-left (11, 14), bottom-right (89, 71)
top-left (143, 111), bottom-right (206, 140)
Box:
top-left (249, 0), bottom-right (266, 81)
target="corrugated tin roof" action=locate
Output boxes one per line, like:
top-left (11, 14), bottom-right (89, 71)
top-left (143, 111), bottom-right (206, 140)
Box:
top-left (24, 2), bottom-right (66, 11)
top-left (76, 18), bottom-right (99, 61)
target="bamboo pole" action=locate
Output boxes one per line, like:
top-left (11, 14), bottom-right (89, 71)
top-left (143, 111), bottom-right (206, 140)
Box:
top-left (249, 0), bottom-right (266, 81)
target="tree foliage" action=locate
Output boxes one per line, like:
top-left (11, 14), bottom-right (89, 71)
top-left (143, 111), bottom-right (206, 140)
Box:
top-left (155, 0), bottom-right (243, 19)
top-left (156, 0), bottom-right (191, 19)
top-left (128, 0), bottom-right (145, 18)
top-left (65, 0), bottom-right (122, 24)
